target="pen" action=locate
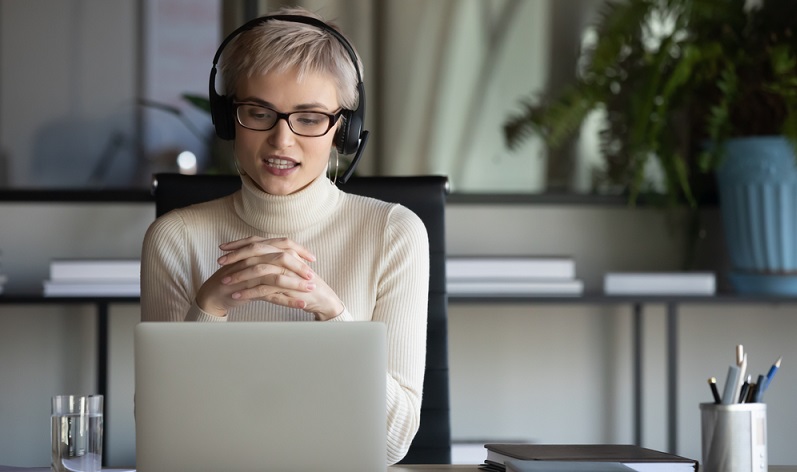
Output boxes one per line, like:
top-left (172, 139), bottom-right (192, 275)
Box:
top-left (732, 353), bottom-right (748, 403)
top-left (753, 374), bottom-right (766, 403)
top-left (721, 363), bottom-right (741, 405)
top-left (738, 375), bottom-right (751, 403)
top-left (746, 381), bottom-right (757, 403)
top-left (708, 377), bottom-right (721, 404)
top-left (736, 344), bottom-right (744, 366)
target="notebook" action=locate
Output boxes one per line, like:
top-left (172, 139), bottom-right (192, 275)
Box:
top-left (483, 444), bottom-right (698, 471)
top-left (134, 321), bottom-right (387, 472)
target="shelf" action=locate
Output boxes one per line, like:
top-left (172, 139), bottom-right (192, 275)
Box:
top-left (0, 294), bottom-right (140, 304)
top-left (449, 293), bottom-right (797, 304)
top-left (0, 189), bottom-right (152, 203)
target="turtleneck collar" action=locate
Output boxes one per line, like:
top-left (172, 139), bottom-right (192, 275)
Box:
top-left (234, 174), bottom-right (341, 234)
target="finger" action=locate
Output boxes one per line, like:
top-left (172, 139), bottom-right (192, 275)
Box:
top-left (220, 238), bottom-right (316, 264)
top-left (220, 236), bottom-right (303, 253)
top-left (219, 236), bottom-right (266, 251)
top-left (268, 238), bottom-right (317, 262)
top-left (237, 252), bottom-right (313, 280)
top-left (232, 286), bottom-right (308, 310)
top-left (224, 265), bottom-right (317, 290)
top-left (254, 253), bottom-right (312, 279)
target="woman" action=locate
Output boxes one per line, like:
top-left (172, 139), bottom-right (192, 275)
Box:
top-left (140, 7), bottom-right (429, 465)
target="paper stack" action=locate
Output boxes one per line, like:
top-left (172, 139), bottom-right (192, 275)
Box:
top-left (446, 256), bottom-right (583, 297)
top-left (603, 272), bottom-right (716, 295)
top-left (43, 259), bottom-right (141, 297)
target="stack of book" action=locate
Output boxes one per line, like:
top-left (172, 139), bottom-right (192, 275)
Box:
top-left (482, 443), bottom-right (699, 471)
top-left (603, 272), bottom-right (716, 296)
top-left (446, 256), bottom-right (583, 297)
top-left (43, 259), bottom-right (140, 297)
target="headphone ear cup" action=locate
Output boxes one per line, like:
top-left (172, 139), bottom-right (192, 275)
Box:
top-left (338, 81), bottom-right (366, 155)
top-left (335, 112), bottom-right (351, 154)
top-left (210, 92), bottom-right (236, 141)
top-left (343, 108), bottom-right (363, 154)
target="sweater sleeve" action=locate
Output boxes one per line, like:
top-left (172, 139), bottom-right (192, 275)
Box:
top-left (373, 206), bottom-right (430, 465)
top-left (140, 212), bottom-right (207, 322)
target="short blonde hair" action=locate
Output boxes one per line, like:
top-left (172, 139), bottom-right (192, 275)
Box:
top-left (219, 7), bottom-right (363, 111)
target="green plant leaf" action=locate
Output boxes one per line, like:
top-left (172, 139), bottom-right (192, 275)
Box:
top-left (503, 0), bottom-right (797, 206)
top-left (182, 93), bottom-right (212, 114)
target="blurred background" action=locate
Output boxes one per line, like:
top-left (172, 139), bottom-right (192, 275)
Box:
top-left (0, 0), bottom-right (604, 194)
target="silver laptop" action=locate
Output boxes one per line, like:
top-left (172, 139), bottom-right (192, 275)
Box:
top-left (134, 321), bottom-right (387, 472)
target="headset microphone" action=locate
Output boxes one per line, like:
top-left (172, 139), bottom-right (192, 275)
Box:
top-left (208, 14), bottom-right (368, 183)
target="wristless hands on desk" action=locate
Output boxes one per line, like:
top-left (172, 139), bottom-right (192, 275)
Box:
top-left (195, 236), bottom-right (345, 320)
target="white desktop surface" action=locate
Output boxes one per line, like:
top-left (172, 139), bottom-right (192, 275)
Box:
top-left (2, 467), bottom-right (797, 472)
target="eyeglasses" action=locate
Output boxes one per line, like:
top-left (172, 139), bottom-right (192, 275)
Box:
top-left (234, 103), bottom-right (343, 137)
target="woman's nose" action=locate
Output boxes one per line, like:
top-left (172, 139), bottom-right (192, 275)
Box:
top-left (267, 117), bottom-right (295, 148)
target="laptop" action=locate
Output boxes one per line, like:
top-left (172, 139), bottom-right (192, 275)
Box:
top-left (134, 321), bottom-right (387, 472)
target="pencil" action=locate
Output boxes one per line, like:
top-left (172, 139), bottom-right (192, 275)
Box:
top-left (708, 377), bottom-right (721, 404)
top-left (764, 356), bottom-right (782, 389)
top-left (760, 356), bottom-right (782, 401)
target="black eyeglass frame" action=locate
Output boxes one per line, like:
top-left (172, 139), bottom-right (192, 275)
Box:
top-left (233, 102), bottom-right (344, 137)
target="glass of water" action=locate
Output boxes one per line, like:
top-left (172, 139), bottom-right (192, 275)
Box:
top-left (51, 394), bottom-right (103, 472)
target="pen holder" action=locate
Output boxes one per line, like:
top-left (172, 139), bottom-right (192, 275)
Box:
top-left (700, 402), bottom-right (766, 472)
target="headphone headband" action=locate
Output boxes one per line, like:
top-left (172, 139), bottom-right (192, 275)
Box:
top-left (208, 13), bottom-right (369, 183)
top-left (211, 15), bottom-right (363, 84)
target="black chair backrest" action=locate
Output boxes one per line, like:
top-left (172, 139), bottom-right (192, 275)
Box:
top-left (152, 173), bottom-right (452, 464)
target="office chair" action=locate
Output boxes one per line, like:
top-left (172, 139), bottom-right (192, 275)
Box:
top-left (151, 173), bottom-right (452, 464)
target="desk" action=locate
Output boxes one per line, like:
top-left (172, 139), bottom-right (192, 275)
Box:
top-left (10, 465), bottom-right (797, 472)
top-left (392, 467), bottom-right (797, 472)
top-left (392, 467), bottom-right (482, 471)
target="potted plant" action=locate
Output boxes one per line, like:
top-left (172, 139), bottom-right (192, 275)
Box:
top-left (504, 0), bottom-right (797, 294)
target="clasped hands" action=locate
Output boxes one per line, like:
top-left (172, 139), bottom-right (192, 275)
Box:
top-left (195, 236), bottom-right (345, 320)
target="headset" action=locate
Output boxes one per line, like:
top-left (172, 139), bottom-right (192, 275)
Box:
top-left (209, 14), bottom-right (369, 184)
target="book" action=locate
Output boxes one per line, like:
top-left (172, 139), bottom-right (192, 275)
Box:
top-left (448, 279), bottom-right (583, 296)
top-left (49, 259), bottom-right (140, 281)
top-left (505, 459), bottom-right (634, 472)
top-left (43, 280), bottom-right (140, 297)
top-left (483, 444), bottom-right (698, 472)
top-left (447, 256), bottom-right (575, 280)
top-left (603, 272), bottom-right (716, 295)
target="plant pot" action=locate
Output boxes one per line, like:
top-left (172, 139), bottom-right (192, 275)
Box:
top-left (715, 136), bottom-right (797, 295)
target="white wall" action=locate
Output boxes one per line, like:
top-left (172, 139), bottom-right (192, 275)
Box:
top-left (2, 200), bottom-right (796, 467)
top-left (0, 0), bottom-right (139, 188)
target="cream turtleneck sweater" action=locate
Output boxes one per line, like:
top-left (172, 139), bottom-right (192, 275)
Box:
top-left (140, 174), bottom-right (429, 464)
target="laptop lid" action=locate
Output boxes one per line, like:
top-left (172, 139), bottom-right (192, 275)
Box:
top-left (134, 321), bottom-right (387, 472)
